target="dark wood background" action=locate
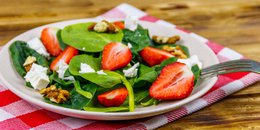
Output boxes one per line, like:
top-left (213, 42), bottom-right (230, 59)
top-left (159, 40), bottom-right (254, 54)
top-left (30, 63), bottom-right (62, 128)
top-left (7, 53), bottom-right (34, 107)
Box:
top-left (0, 0), bottom-right (260, 129)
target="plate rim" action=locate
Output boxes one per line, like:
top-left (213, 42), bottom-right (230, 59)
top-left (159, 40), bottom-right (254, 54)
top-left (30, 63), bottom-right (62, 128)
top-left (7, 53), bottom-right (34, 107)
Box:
top-left (0, 18), bottom-right (219, 120)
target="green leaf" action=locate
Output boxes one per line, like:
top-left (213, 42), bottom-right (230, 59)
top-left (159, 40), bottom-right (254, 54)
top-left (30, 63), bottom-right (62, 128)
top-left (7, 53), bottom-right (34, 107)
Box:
top-left (49, 72), bottom-right (73, 88)
top-left (9, 41), bottom-right (50, 77)
top-left (154, 57), bottom-right (177, 74)
top-left (140, 97), bottom-right (159, 107)
top-left (69, 55), bottom-right (122, 88)
top-left (83, 106), bottom-right (129, 112)
top-left (133, 64), bottom-right (157, 88)
top-left (191, 64), bottom-right (201, 85)
top-left (74, 80), bottom-right (93, 99)
top-left (134, 89), bottom-right (149, 103)
top-left (57, 30), bottom-right (68, 50)
top-left (61, 22), bottom-right (123, 52)
top-left (45, 83), bottom-right (97, 109)
top-left (122, 25), bottom-right (153, 55)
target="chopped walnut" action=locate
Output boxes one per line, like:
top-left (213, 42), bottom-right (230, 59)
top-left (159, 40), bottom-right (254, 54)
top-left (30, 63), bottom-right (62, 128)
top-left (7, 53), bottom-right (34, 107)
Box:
top-left (162, 45), bottom-right (187, 59)
top-left (152, 35), bottom-right (180, 44)
top-left (40, 85), bottom-right (70, 104)
top-left (88, 20), bottom-right (119, 33)
top-left (23, 56), bottom-right (37, 72)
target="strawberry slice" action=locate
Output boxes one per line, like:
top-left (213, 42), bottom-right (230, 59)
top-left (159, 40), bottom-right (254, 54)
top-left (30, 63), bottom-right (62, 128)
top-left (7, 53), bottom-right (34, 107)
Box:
top-left (41, 27), bottom-right (62, 56)
top-left (102, 42), bottom-right (132, 70)
top-left (149, 62), bottom-right (194, 100)
top-left (98, 87), bottom-right (128, 107)
top-left (139, 46), bottom-right (173, 66)
top-left (50, 46), bottom-right (79, 71)
top-left (113, 21), bottom-right (125, 29)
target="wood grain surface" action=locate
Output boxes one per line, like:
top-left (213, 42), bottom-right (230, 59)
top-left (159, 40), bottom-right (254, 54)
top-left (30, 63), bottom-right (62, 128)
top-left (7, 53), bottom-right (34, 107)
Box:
top-left (0, 0), bottom-right (260, 129)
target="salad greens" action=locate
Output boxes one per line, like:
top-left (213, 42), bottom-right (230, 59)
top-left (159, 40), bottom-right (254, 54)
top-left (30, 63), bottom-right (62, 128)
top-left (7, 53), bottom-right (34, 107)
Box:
top-left (9, 41), bottom-right (49, 77)
top-left (61, 22), bottom-right (123, 52)
top-left (122, 25), bottom-right (153, 55)
top-left (9, 20), bottom-right (202, 113)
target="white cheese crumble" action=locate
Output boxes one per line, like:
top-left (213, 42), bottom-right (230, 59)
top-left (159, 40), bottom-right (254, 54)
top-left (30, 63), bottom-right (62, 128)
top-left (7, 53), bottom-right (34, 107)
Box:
top-left (97, 70), bottom-right (107, 75)
top-left (124, 16), bottom-right (138, 31)
top-left (24, 63), bottom-right (49, 90)
top-left (94, 21), bottom-right (109, 32)
top-left (123, 62), bottom-right (140, 78)
top-left (27, 37), bottom-right (50, 58)
top-left (56, 60), bottom-right (74, 81)
top-left (127, 43), bottom-right (133, 48)
top-left (79, 63), bottom-right (95, 74)
top-left (177, 55), bottom-right (202, 69)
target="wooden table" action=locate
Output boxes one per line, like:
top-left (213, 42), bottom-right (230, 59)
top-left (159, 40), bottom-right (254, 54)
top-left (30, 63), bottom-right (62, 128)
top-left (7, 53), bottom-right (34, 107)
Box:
top-left (1, 0), bottom-right (259, 129)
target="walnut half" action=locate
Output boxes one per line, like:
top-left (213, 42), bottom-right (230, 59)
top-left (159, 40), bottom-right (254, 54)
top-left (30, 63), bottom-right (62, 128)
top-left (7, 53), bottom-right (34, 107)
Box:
top-left (162, 45), bottom-right (187, 59)
top-left (23, 56), bottom-right (36, 72)
top-left (40, 85), bottom-right (70, 104)
top-left (152, 35), bottom-right (180, 44)
top-left (88, 20), bottom-right (119, 33)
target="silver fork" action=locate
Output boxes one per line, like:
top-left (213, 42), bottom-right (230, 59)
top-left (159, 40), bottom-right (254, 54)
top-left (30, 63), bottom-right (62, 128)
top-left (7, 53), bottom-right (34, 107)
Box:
top-left (200, 59), bottom-right (260, 79)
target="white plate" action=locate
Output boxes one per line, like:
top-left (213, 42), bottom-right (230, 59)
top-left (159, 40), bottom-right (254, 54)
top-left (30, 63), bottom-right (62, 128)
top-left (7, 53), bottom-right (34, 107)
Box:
top-left (0, 18), bottom-right (218, 120)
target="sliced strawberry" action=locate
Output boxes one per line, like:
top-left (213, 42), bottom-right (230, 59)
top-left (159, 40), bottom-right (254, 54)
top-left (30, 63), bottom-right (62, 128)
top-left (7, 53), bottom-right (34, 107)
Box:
top-left (149, 62), bottom-right (194, 100)
top-left (102, 42), bottom-right (132, 70)
top-left (41, 27), bottom-right (62, 56)
top-left (113, 21), bottom-right (125, 29)
top-left (139, 46), bottom-right (173, 66)
top-left (50, 46), bottom-right (79, 71)
top-left (98, 87), bottom-right (128, 107)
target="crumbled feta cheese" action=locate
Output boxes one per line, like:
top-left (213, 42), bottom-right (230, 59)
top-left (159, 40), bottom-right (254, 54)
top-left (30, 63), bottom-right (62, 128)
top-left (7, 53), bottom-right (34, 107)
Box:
top-left (23, 56), bottom-right (36, 66)
top-left (82, 47), bottom-right (86, 50)
top-left (27, 37), bottom-right (50, 57)
top-left (24, 63), bottom-right (49, 90)
top-left (123, 63), bottom-right (140, 78)
top-left (97, 70), bottom-right (107, 75)
top-left (94, 21), bottom-right (109, 32)
top-left (56, 60), bottom-right (74, 81)
top-left (127, 43), bottom-right (133, 48)
top-left (124, 16), bottom-right (138, 31)
top-left (79, 63), bottom-right (95, 74)
top-left (177, 55), bottom-right (202, 69)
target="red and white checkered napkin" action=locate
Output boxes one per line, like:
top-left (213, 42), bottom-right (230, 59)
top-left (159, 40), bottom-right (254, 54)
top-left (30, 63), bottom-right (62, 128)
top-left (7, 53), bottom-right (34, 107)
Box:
top-left (0, 3), bottom-right (259, 130)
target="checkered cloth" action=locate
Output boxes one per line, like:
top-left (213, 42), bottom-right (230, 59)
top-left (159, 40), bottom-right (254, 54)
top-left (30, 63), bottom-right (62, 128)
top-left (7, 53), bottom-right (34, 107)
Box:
top-left (0, 3), bottom-right (259, 130)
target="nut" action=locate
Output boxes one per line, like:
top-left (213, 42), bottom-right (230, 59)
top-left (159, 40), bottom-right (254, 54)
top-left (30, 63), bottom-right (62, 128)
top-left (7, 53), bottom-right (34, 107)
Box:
top-left (162, 45), bottom-right (187, 59)
top-left (152, 35), bottom-right (180, 44)
top-left (88, 20), bottom-right (119, 33)
top-left (23, 56), bottom-right (36, 72)
top-left (40, 85), bottom-right (70, 104)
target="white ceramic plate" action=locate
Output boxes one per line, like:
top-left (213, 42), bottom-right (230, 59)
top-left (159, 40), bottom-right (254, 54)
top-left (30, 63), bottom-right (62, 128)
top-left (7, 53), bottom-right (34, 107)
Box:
top-left (0, 18), bottom-right (218, 120)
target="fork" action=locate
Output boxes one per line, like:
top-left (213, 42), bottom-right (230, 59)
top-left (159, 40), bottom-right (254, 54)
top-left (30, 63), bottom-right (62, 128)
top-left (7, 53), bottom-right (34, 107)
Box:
top-left (200, 59), bottom-right (260, 79)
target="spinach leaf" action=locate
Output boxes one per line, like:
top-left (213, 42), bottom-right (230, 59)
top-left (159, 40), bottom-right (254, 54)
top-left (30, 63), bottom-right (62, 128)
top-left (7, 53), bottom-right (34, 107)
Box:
top-left (134, 89), bottom-right (149, 103)
top-left (154, 57), bottom-right (177, 74)
top-left (83, 106), bottom-right (129, 112)
top-left (122, 25), bottom-right (152, 55)
top-left (9, 41), bottom-right (49, 77)
top-left (191, 64), bottom-right (201, 85)
top-left (141, 98), bottom-right (159, 107)
top-left (74, 80), bottom-right (92, 99)
top-left (57, 30), bottom-right (67, 50)
top-left (133, 64), bottom-right (157, 88)
top-left (45, 83), bottom-right (97, 109)
top-left (155, 44), bottom-right (190, 57)
top-left (49, 72), bottom-right (73, 88)
top-left (61, 22), bottom-right (123, 52)
top-left (69, 55), bottom-right (122, 88)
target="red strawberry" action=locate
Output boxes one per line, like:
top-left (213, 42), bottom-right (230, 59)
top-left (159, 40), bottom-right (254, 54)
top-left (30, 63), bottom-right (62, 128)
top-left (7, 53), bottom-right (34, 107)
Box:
top-left (102, 42), bottom-right (132, 70)
top-left (139, 46), bottom-right (173, 66)
top-left (113, 21), bottom-right (125, 29)
top-left (149, 62), bottom-right (194, 100)
top-left (50, 46), bottom-right (79, 71)
top-left (41, 27), bottom-right (62, 56)
top-left (98, 87), bottom-right (128, 107)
